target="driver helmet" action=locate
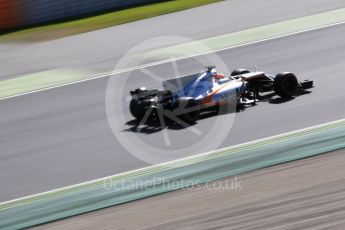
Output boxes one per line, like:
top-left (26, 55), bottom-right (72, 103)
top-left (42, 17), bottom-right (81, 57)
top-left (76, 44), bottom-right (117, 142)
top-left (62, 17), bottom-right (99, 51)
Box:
top-left (212, 69), bottom-right (225, 80)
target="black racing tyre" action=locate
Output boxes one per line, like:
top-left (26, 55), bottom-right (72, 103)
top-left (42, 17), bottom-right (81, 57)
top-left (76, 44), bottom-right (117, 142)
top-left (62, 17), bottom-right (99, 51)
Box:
top-left (273, 72), bottom-right (298, 98)
top-left (130, 99), bottom-right (147, 120)
top-left (178, 99), bottom-right (200, 124)
top-left (231, 68), bottom-right (250, 76)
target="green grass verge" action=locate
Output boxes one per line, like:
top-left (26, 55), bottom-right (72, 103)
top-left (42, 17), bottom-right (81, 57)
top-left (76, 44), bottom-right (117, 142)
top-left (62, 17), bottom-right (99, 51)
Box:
top-left (0, 0), bottom-right (221, 42)
top-left (144, 8), bottom-right (345, 60)
top-left (0, 69), bottom-right (95, 99)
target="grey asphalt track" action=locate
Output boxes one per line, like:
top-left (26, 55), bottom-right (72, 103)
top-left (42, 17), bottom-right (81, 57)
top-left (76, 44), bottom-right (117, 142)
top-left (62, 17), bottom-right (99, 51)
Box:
top-left (1, 23), bottom-right (345, 202)
top-left (33, 150), bottom-right (345, 230)
top-left (1, 0), bottom-right (345, 79)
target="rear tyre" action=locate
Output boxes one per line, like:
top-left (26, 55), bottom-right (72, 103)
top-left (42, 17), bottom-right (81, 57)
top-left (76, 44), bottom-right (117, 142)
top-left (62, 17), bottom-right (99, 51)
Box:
top-left (177, 99), bottom-right (200, 124)
top-left (130, 99), bottom-right (147, 120)
top-left (273, 72), bottom-right (298, 98)
top-left (231, 69), bottom-right (250, 76)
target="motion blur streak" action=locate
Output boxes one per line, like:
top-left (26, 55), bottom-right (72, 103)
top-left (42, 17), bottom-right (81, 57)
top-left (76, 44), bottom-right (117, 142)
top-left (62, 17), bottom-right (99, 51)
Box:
top-left (32, 150), bottom-right (345, 230)
top-left (0, 0), bottom-right (164, 31)
top-left (0, 0), bottom-right (22, 30)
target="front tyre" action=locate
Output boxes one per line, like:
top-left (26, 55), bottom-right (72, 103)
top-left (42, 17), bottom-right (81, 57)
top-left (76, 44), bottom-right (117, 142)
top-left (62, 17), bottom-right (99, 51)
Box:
top-left (273, 72), bottom-right (298, 98)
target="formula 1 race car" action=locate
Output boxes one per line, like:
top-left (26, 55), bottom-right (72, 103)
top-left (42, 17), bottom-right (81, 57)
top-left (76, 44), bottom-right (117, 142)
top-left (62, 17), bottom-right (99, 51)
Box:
top-left (129, 66), bottom-right (313, 123)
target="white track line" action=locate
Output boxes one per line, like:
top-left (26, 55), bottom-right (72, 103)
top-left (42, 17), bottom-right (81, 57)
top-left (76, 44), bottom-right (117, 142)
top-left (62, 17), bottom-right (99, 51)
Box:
top-left (1, 20), bottom-right (344, 102)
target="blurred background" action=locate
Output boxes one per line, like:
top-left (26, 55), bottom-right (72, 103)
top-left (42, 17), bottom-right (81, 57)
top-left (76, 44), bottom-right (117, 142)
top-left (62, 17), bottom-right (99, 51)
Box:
top-left (0, 0), bottom-right (164, 32)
